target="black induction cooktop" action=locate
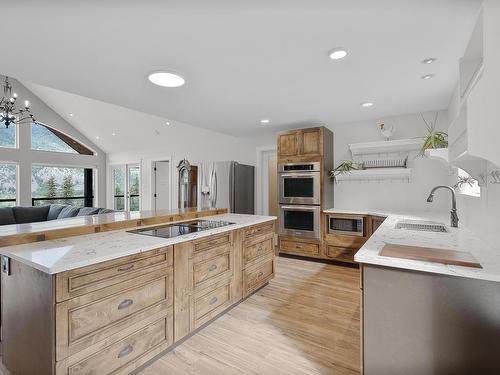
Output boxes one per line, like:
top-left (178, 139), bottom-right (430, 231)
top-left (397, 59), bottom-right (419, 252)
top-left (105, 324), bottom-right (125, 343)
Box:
top-left (127, 220), bottom-right (235, 239)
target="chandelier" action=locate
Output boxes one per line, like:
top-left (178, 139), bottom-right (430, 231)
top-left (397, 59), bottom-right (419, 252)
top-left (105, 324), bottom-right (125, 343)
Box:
top-left (0, 76), bottom-right (36, 128)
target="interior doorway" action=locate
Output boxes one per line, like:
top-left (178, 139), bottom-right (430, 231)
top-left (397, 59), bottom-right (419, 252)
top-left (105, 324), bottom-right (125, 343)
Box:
top-left (153, 160), bottom-right (171, 211)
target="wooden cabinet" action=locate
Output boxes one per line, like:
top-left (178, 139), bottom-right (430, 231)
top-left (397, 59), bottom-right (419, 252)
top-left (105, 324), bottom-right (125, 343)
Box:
top-left (279, 238), bottom-right (321, 257)
top-left (278, 132), bottom-right (299, 157)
top-left (370, 215), bottom-right (387, 235)
top-left (242, 222), bottom-right (276, 297)
top-left (277, 127), bottom-right (325, 159)
top-left (2, 220), bottom-right (277, 375)
top-left (325, 245), bottom-right (357, 263)
top-left (300, 128), bottom-right (322, 156)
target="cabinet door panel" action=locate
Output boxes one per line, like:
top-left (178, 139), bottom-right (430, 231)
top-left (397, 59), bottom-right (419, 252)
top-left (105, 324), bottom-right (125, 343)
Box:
top-left (279, 133), bottom-right (298, 156)
top-left (300, 128), bottom-right (322, 156)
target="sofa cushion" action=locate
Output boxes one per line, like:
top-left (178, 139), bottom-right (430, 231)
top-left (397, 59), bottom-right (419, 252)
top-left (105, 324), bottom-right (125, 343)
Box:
top-left (77, 207), bottom-right (101, 216)
top-left (97, 208), bottom-right (115, 214)
top-left (57, 206), bottom-right (81, 219)
top-left (0, 207), bottom-right (16, 225)
top-left (12, 206), bottom-right (50, 224)
top-left (47, 204), bottom-right (67, 221)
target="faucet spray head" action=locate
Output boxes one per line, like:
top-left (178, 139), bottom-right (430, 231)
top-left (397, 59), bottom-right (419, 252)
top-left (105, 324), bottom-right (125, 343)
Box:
top-left (426, 194), bottom-right (434, 203)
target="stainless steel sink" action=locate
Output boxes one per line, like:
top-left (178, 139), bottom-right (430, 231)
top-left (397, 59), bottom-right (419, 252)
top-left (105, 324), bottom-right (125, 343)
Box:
top-left (395, 220), bottom-right (449, 233)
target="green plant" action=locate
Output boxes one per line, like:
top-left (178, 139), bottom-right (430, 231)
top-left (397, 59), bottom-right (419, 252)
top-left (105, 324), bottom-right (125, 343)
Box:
top-left (330, 160), bottom-right (357, 179)
top-left (454, 175), bottom-right (476, 190)
top-left (419, 112), bottom-right (448, 156)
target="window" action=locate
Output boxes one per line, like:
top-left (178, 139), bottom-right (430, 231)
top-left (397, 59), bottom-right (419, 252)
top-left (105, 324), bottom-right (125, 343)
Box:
top-left (31, 165), bottom-right (94, 207)
top-left (31, 123), bottom-right (94, 155)
top-left (0, 121), bottom-right (17, 148)
top-left (111, 164), bottom-right (140, 211)
top-left (0, 163), bottom-right (17, 207)
top-left (454, 168), bottom-right (480, 197)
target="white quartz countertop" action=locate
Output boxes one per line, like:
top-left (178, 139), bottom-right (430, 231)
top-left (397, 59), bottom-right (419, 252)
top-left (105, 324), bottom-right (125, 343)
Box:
top-left (324, 208), bottom-right (500, 283)
top-left (0, 214), bottom-right (276, 275)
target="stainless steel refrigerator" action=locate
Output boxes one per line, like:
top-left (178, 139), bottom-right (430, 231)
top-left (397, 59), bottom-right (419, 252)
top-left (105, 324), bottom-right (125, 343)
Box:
top-left (199, 161), bottom-right (255, 214)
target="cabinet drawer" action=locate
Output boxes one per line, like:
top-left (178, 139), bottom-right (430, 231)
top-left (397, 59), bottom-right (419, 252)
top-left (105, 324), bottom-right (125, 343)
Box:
top-left (325, 245), bottom-right (357, 263)
top-left (195, 283), bottom-right (230, 322)
top-left (244, 222), bottom-right (275, 241)
top-left (56, 246), bottom-right (172, 302)
top-left (325, 234), bottom-right (367, 249)
top-left (56, 269), bottom-right (173, 360)
top-left (194, 249), bottom-right (230, 286)
top-left (243, 256), bottom-right (274, 297)
top-left (280, 240), bottom-right (320, 256)
top-left (194, 232), bottom-right (231, 253)
top-left (243, 238), bottom-right (273, 266)
top-left (61, 317), bottom-right (170, 375)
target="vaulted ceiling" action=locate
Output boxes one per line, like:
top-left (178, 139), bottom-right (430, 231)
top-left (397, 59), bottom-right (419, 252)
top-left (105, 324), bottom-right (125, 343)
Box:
top-left (1, 0), bottom-right (481, 139)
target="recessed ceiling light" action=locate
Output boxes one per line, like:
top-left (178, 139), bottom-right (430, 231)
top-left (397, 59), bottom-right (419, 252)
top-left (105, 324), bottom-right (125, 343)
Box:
top-left (422, 58), bottom-right (436, 64)
top-left (111, 132), bottom-right (117, 136)
top-left (360, 101), bottom-right (374, 108)
top-left (421, 74), bottom-right (434, 80)
top-left (165, 121), bottom-right (170, 126)
top-left (148, 71), bottom-right (185, 87)
top-left (328, 48), bottom-right (348, 60)
top-left (260, 119), bottom-right (270, 124)
top-left (69, 113), bottom-right (74, 117)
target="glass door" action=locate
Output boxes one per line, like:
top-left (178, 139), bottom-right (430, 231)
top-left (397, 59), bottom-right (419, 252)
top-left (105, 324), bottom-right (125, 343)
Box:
top-left (111, 164), bottom-right (140, 211)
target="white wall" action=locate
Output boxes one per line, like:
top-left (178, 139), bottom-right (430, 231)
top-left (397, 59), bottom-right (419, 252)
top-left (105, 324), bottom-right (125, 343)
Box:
top-left (0, 77), bottom-right (107, 207)
top-left (328, 111), bottom-right (451, 213)
top-left (107, 123), bottom-right (259, 211)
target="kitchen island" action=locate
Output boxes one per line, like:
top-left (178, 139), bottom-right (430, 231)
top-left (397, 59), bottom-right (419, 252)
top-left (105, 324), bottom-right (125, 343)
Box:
top-left (325, 208), bottom-right (500, 375)
top-left (0, 211), bottom-right (276, 375)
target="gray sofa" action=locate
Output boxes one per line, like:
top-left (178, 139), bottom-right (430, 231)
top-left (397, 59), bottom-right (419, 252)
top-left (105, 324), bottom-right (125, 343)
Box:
top-left (0, 204), bottom-right (115, 226)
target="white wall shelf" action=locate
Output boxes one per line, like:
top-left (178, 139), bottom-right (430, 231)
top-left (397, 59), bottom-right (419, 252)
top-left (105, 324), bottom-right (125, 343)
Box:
top-left (349, 139), bottom-right (422, 157)
top-left (334, 168), bottom-right (412, 183)
top-left (424, 148), bottom-right (449, 166)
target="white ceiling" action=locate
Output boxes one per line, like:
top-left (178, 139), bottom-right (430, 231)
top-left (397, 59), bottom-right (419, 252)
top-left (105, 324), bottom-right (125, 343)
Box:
top-left (2, 0), bottom-right (481, 139)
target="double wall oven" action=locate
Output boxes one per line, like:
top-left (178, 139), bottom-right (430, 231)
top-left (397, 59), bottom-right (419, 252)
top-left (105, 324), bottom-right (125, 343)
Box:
top-left (279, 162), bottom-right (321, 239)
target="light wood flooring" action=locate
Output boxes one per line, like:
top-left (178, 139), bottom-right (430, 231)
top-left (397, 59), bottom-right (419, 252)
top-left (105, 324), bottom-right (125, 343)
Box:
top-left (141, 256), bottom-right (361, 375)
top-left (0, 256), bottom-right (361, 375)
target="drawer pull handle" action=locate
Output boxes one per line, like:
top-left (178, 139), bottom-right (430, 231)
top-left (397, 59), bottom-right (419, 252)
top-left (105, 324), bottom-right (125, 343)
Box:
top-left (209, 296), bottom-right (218, 305)
top-left (117, 344), bottom-right (134, 358)
top-left (257, 245), bottom-right (263, 252)
top-left (296, 245), bottom-right (303, 249)
top-left (118, 299), bottom-right (134, 310)
top-left (257, 271), bottom-right (264, 277)
top-left (117, 264), bottom-right (134, 272)
top-left (208, 264), bottom-right (218, 272)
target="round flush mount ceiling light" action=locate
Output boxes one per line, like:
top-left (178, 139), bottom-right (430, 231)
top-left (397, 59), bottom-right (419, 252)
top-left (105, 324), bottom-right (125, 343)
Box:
top-left (260, 119), bottom-right (270, 124)
top-left (360, 101), bottom-right (374, 108)
top-left (421, 74), bottom-right (434, 80)
top-left (328, 48), bottom-right (348, 60)
top-left (148, 71), bottom-right (185, 88)
top-left (422, 57), bottom-right (436, 64)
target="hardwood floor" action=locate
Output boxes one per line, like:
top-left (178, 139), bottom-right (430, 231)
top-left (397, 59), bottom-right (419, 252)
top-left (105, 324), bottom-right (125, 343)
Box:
top-left (0, 256), bottom-right (360, 375)
top-left (140, 256), bottom-right (361, 375)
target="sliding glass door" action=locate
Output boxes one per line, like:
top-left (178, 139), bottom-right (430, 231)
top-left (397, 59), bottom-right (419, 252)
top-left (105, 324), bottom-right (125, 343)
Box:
top-left (111, 164), bottom-right (140, 211)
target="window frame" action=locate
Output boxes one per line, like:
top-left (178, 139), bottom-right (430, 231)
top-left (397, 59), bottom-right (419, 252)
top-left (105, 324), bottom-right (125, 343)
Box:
top-left (30, 121), bottom-right (96, 156)
top-left (30, 163), bottom-right (96, 207)
top-left (0, 161), bottom-right (19, 207)
top-left (0, 120), bottom-right (19, 149)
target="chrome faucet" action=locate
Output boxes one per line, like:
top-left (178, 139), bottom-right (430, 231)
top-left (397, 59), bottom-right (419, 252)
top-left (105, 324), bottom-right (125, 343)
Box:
top-left (426, 185), bottom-right (459, 228)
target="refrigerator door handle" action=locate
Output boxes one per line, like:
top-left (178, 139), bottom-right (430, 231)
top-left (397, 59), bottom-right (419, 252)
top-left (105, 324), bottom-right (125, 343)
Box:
top-left (229, 162), bottom-right (235, 213)
top-left (211, 168), bottom-right (218, 208)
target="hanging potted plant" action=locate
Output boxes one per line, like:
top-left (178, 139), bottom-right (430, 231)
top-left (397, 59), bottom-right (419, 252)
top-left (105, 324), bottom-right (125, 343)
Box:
top-left (418, 112), bottom-right (448, 156)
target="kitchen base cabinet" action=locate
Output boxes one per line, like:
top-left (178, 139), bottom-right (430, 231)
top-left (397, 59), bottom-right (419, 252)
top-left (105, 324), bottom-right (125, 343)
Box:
top-left (362, 265), bottom-right (500, 374)
top-left (279, 237), bottom-right (321, 258)
top-left (0, 219), bottom-right (277, 375)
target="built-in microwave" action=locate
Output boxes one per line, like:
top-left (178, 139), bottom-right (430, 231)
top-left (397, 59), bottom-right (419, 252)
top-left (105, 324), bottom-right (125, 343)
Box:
top-left (328, 214), bottom-right (365, 237)
top-left (278, 162), bottom-right (321, 205)
top-left (280, 205), bottom-right (321, 239)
